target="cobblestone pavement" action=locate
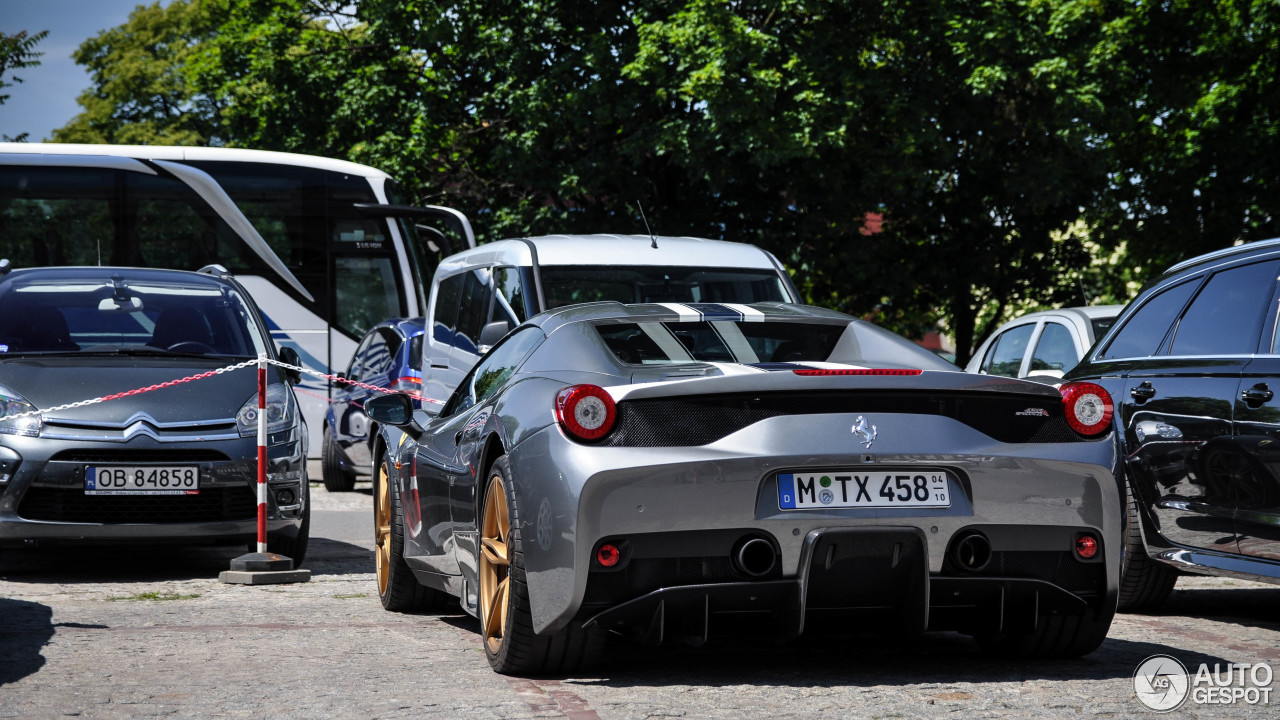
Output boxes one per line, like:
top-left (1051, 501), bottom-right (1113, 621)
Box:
top-left (2, 477), bottom-right (1277, 719)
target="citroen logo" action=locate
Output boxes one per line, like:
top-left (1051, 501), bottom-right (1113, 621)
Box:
top-left (852, 416), bottom-right (877, 449)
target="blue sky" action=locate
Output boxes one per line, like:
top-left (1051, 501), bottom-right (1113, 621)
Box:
top-left (1, 1), bottom-right (169, 142)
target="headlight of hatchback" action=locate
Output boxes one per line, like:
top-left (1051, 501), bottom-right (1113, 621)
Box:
top-left (236, 384), bottom-right (296, 438)
top-left (0, 385), bottom-right (41, 438)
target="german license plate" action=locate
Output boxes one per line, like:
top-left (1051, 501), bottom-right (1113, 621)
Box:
top-left (778, 470), bottom-right (951, 510)
top-left (85, 466), bottom-right (200, 495)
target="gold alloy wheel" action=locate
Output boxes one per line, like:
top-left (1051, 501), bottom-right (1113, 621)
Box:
top-left (479, 473), bottom-right (511, 655)
top-left (375, 464), bottom-right (392, 596)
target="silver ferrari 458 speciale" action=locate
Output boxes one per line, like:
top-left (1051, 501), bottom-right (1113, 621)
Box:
top-left (366, 302), bottom-right (1121, 675)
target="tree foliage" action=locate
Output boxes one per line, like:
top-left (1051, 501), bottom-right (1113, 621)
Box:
top-left (1, 29), bottom-right (48, 141)
top-left (46, 0), bottom-right (1280, 363)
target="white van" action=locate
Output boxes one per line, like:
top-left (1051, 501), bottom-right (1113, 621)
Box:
top-left (419, 234), bottom-right (800, 403)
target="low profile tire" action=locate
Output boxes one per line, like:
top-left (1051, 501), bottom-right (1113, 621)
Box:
top-left (976, 608), bottom-right (1114, 659)
top-left (322, 426), bottom-right (357, 492)
top-left (1118, 485), bottom-right (1178, 612)
top-left (480, 455), bottom-right (605, 675)
top-left (374, 456), bottom-right (442, 612)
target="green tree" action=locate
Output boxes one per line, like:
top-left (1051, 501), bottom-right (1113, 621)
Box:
top-left (54, 1), bottom-right (1280, 364)
top-left (1, 29), bottom-right (48, 141)
top-left (1083, 0), bottom-right (1280, 282)
top-left (51, 1), bottom-right (218, 145)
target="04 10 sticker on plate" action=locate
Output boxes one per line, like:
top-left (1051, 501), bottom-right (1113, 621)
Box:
top-left (778, 470), bottom-right (951, 510)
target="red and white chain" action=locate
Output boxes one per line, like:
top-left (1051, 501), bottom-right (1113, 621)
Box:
top-left (4, 358), bottom-right (261, 421)
top-left (2, 355), bottom-right (441, 424)
top-left (262, 357), bottom-right (444, 405)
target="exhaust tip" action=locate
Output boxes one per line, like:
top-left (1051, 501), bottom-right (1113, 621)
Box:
top-left (950, 531), bottom-right (992, 573)
top-left (733, 537), bottom-right (777, 578)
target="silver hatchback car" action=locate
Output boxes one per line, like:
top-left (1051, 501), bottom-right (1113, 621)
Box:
top-left (966, 306), bottom-right (1122, 382)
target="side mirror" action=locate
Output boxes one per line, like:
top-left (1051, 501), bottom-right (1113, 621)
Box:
top-left (277, 346), bottom-right (303, 384)
top-left (477, 320), bottom-right (511, 354)
top-left (366, 393), bottom-right (417, 427)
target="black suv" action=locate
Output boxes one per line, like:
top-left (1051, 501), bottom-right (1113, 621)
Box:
top-left (0, 262), bottom-right (309, 560)
top-left (1064, 240), bottom-right (1280, 609)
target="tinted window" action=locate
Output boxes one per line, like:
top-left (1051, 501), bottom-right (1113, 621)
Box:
top-left (1099, 279), bottom-right (1199, 360)
top-left (1170, 261), bottom-right (1277, 356)
top-left (334, 256), bottom-right (401, 338)
top-left (1090, 316), bottom-right (1116, 340)
top-left (595, 320), bottom-right (844, 365)
top-left (432, 273), bottom-right (465, 345)
top-left (493, 266), bottom-right (528, 328)
top-left (441, 327), bottom-right (544, 416)
top-left (407, 334), bottom-right (423, 372)
top-left (346, 334), bottom-right (373, 377)
top-left (979, 324), bottom-right (1034, 377)
top-left (455, 269), bottom-right (492, 352)
top-left (540, 265), bottom-right (787, 307)
top-left (356, 330), bottom-right (395, 382)
top-left (0, 277), bottom-right (264, 357)
top-left (1028, 322), bottom-right (1078, 376)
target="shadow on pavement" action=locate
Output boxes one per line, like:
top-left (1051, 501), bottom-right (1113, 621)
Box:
top-left (578, 632), bottom-right (1231, 688)
top-left (305, 537), bottom-right (374, 577)
top-left (0, 535), bottom-right (374, 582)
top-left (1145, 585), bottom-right (1280, 633)
top-left (0, 598), bottom-right (54, 686)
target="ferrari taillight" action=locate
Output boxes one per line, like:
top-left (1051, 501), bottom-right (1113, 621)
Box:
top-left (1060, 382), bottom-right (1113, 437)
top-left (555, 384), bottom-right (617, 441)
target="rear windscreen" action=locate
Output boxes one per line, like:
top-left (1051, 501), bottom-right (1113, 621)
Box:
top-left (595, 320), bottom-right (845, 365)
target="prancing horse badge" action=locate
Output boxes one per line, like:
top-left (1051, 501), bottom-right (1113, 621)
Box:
top-left (852, 416), bottom-right (877, 449)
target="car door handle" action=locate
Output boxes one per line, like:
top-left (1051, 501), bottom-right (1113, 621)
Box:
top-left (1242, 384), bottom-right (1274, 404)
top-left (428, 357), bottom-right (450, 369)
top-left (1130, 382), bottom-right (1156, 401)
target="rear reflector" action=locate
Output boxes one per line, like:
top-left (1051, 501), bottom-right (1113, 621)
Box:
top-left (792, 369), bottom-right (923, 376)
top-left (1075, 534), bottom-right (1099, 560)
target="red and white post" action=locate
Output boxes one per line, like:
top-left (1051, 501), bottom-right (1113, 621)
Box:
top-left (256, 352), bottom-right (268, 554)
top-left (219, 354), bottom-right (308, 583)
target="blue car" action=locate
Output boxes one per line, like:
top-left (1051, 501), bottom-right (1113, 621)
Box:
top-left (322, 318), bottom-right (424, 491)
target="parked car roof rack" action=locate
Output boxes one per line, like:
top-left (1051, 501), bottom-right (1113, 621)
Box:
top-left (1165, 236), bottom-right (1280, 274)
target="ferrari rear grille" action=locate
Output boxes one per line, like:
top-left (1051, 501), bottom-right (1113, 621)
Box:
top-left (17, 486), bottom-right (257, 524)
top-left (583, 557), bottom-right (739, 607)
top-left (599, 391), bottom-right (1082, 447)
top-left (949, 550), bottom-right (1104, 595)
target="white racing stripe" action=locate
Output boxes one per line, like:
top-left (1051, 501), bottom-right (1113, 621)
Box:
top-left (656, 302), bottom-right (703, 321)
top-left (721, 303), bottom-right (765, 321)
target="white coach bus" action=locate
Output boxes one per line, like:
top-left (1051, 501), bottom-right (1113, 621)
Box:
top-left (0, 143), bottom-right (475, 456)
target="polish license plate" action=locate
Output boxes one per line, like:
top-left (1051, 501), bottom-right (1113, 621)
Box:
top-left (778, 470), bottom-right (951, 510)
top-left (85, 466), bottom-right (200, 495)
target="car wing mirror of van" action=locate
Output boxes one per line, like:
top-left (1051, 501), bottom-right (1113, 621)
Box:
top-left (366, 393), bottom-right (420, 430)
top-left (477, 320), bottom-right (511, 354)
top-left (277, 346), bottom-right (303, 384)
